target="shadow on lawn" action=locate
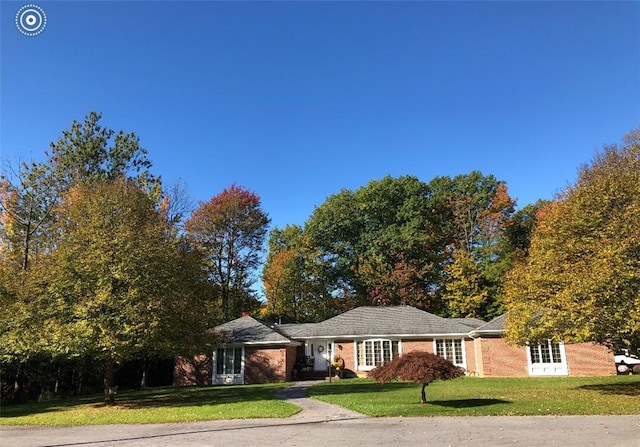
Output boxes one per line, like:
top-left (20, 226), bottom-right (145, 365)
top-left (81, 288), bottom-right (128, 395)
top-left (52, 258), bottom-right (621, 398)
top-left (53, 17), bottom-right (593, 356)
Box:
top-left (0, 384), bottom-right (289, 418)
top-left (429, 398), bottom-right (510, 408)
top-left (576, 382), bottom-right (640, 396)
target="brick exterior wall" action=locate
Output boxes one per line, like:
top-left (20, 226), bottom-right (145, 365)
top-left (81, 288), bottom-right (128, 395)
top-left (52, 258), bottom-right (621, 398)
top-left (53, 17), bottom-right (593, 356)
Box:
top-left (245, 346), bottom-right (293, 384)
top-left (401, 340), bottom-right (435, 355)
top-left (173, 354), bottom-right (212, 386)
top-left (285, 345), bottom-right (297, 380)
top-left (464, 339), bottom-right (479, 376)
top-left (333, 340), bottom-right (356, 377)
top-left (174, 345), bottom-right (298, 386)
top-left (472, 337), bottom-right (615, 377)
top-left (174, 337), bottom-right (615, 385)
top-left (565, 343), bottom-right (615, 376)
top-left (475, 337), bottom-right (529, 377)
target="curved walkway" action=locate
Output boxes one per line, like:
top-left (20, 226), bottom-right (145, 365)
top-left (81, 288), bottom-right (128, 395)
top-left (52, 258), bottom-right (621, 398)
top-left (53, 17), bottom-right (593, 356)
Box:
top-left (274, 380), bottom-right (366, 421)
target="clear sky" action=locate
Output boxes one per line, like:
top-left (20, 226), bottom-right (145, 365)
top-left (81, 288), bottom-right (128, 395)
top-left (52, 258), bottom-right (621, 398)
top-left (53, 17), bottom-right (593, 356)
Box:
top-left (2, 1), bottom-right (639, 231)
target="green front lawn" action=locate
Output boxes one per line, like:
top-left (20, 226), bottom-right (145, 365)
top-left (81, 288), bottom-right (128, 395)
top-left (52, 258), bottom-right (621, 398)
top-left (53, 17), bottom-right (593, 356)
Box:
top-left (308, 375), bottom-right (640, 417)
top-left (0, 383), bottom-right (300, 426)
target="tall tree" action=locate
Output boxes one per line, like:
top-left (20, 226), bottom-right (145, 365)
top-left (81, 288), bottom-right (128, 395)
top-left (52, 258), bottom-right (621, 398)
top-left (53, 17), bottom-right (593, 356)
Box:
top-left (262, 225), bottom-right (339, 322)
top-left (301, 174), bottom-right (517, 318)
top-left (0, 162), bottom-right (57, 270)
top-left (186, 184), bottom-right (270, 320)
top-left (1, 113), bottom-right (203, 400)
top-left (429, 172), bottom-right (516, 318)
top-left (305, 176), bottom-right (447, 312)
top-left (504, 200), bottom-right (549, 261)
top-left (0, 112), bottom-right (158, 271)
top-left (505, 128), bottom-right (640, 354)
top-left (46, 111), bottom-right (157, 192)
top-left (39, 179), bottom-right (210, 396)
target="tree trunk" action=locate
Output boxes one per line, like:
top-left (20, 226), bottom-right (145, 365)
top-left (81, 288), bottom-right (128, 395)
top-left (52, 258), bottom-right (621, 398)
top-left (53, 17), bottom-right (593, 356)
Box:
top-left (421, 383), bottom-right (428, 404)
top-left (104, 359), bottom-right (117, 404)
top-left (140, 357), bottom-right (148, 390)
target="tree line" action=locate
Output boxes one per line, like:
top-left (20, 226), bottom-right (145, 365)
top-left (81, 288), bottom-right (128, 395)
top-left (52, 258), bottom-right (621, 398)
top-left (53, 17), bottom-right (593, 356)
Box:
top-left (1, 112), bottom-right (638, 403)
top-left (261, 173), bottom-right (540, 322)
top-left (0, 113), bottom-right (268, 402)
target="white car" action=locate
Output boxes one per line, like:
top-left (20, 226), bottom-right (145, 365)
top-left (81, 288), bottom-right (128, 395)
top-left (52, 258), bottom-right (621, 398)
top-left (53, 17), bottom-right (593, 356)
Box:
top-left (614, 349), bottom-right (640, 373)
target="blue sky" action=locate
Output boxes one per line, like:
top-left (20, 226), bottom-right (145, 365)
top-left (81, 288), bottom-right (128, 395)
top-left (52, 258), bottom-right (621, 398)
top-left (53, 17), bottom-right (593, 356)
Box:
top-left (2, 1), bottom-right (639, 231)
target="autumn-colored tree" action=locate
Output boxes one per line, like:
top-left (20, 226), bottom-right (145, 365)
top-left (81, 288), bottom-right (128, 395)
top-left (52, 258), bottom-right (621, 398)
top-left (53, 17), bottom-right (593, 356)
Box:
top-left (186, 184), bottom-right (270, 321)
top-left (262, 225), bottom-right (341, 322)
top-left (360, 253), bottom-right (434, 308)
top-left (505, 128), bottom-right (640, 354)
top-left (442, 249), bottom-right (488, 317)
top-left (1, 113), bottom-right (200, 401)
top-left (430, 173), bottom-right (516, 318)
top-left (305, 176), bottom-right (447, 312)
top-left (0, 112), bottom-right (159, 272)
top-left (36, 179), bottom-right (209, 400)
top-left (0, 163), bottom-right (58, 270)
top-left (370, 351), bottom-right (465, 403)
top-left (262, 225), bottom-right (308, 320)
top-left (299, 174), bottom-right (519, 318)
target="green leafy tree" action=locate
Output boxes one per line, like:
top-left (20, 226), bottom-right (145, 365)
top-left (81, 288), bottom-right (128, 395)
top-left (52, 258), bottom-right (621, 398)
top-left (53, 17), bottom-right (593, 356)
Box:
top-left (505, 128), bottom-right (640, 354)
top-left (263, 225), bottom-right (340, 322)
top-left (301, 174), bottom-right (517, 318)
top-left (370, 351), bottom-right (464, 403)
top-left (303, 187), bottom-right (367, 307)
top-left (305, 176), bottom-right (447, 311)
top-left (442, 249), bottom-right (488, 317)
top-left (504, 200), bottom-right (549, 261)
top-left (46, 111), bottom-right (157, 192)
top-left (0, 163), bottom-right (58, 271)
top-left (39, 179), bottom-right (210, 398)
top-left (0, 113), bottom-right (205, 401)
top-left (186, 184), bottom-right (270, 321)
top-left (430, 173), bottom-right (516, 318)
top-left (1, 112), bottom-right (158, 272)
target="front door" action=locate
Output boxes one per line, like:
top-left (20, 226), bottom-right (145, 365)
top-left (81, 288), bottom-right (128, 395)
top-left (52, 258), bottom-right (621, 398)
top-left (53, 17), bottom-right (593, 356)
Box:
top-left (307, 340), bottom-right (331, 372)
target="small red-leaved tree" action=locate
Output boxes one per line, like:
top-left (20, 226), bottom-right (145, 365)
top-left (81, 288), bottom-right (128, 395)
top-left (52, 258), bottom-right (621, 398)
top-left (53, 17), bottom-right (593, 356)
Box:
top-left (369, 351), bottom-right (465, 403)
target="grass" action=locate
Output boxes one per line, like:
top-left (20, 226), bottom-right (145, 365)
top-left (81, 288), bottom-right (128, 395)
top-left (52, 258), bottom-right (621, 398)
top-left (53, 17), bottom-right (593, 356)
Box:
top-left (308, 375), bottom-right (640, 417)
top-left (0, 383), bottom-right (300, 426)
top-left (3, 376), bottom-right (639, 425)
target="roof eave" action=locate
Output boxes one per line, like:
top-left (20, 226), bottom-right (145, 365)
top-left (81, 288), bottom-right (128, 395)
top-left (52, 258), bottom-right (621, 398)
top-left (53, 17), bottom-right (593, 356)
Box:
top-left (218, 340), bottom-right (302, 347)
top-left (293, 332), bottom-right (472, 340)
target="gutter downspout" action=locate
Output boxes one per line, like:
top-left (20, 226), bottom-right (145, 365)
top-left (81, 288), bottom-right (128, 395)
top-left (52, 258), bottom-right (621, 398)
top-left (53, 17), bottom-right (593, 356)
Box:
top-left (469, 332), bottom-right (482, 377)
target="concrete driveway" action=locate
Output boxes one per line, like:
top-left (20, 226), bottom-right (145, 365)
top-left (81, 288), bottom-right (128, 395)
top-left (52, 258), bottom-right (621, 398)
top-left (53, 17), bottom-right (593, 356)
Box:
top-left (2, 381), bottom-right (639, 447)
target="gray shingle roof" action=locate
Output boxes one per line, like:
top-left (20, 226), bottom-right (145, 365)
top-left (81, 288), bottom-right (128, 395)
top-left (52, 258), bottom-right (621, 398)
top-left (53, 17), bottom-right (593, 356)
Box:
top-left (450, 317), bottom-right (486, 329)
top-left (214, 316), bottom-right (297, 345)
top-left (470, 313), bottom-right (507, 335)
top-left (278, 306), bottom-right (476, 338)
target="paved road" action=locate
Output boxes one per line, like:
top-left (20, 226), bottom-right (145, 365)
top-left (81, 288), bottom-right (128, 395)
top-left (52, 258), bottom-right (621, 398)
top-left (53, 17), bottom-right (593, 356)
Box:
top-left (3, 381), bottom-right (640, 447)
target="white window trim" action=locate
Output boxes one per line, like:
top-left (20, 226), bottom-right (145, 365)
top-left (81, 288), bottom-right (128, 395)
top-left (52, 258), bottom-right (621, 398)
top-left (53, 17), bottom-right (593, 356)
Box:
top-left (526, 341), bottom-right (568, 376)
top-left (433, 338), bottom-right (467, 370)
top-left (355, 338), bottom-right (401, 371)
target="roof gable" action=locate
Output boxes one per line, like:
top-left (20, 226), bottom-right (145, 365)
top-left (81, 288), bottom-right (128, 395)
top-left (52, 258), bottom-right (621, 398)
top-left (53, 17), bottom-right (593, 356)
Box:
top-left (470, 313), bottom-right (507, 336)
top-left (214, 316), bottom-right (296, 345)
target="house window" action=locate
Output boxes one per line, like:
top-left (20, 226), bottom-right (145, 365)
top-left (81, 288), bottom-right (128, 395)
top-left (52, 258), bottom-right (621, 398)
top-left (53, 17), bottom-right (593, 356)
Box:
top-left (216, 347), bottom-right (242, 375)
top-left (356, 339), bottom-right (399, 370)
top-left (527, 341), bottom-right (568, 376)
top-left (434, 339), bottom-right (465, 367)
